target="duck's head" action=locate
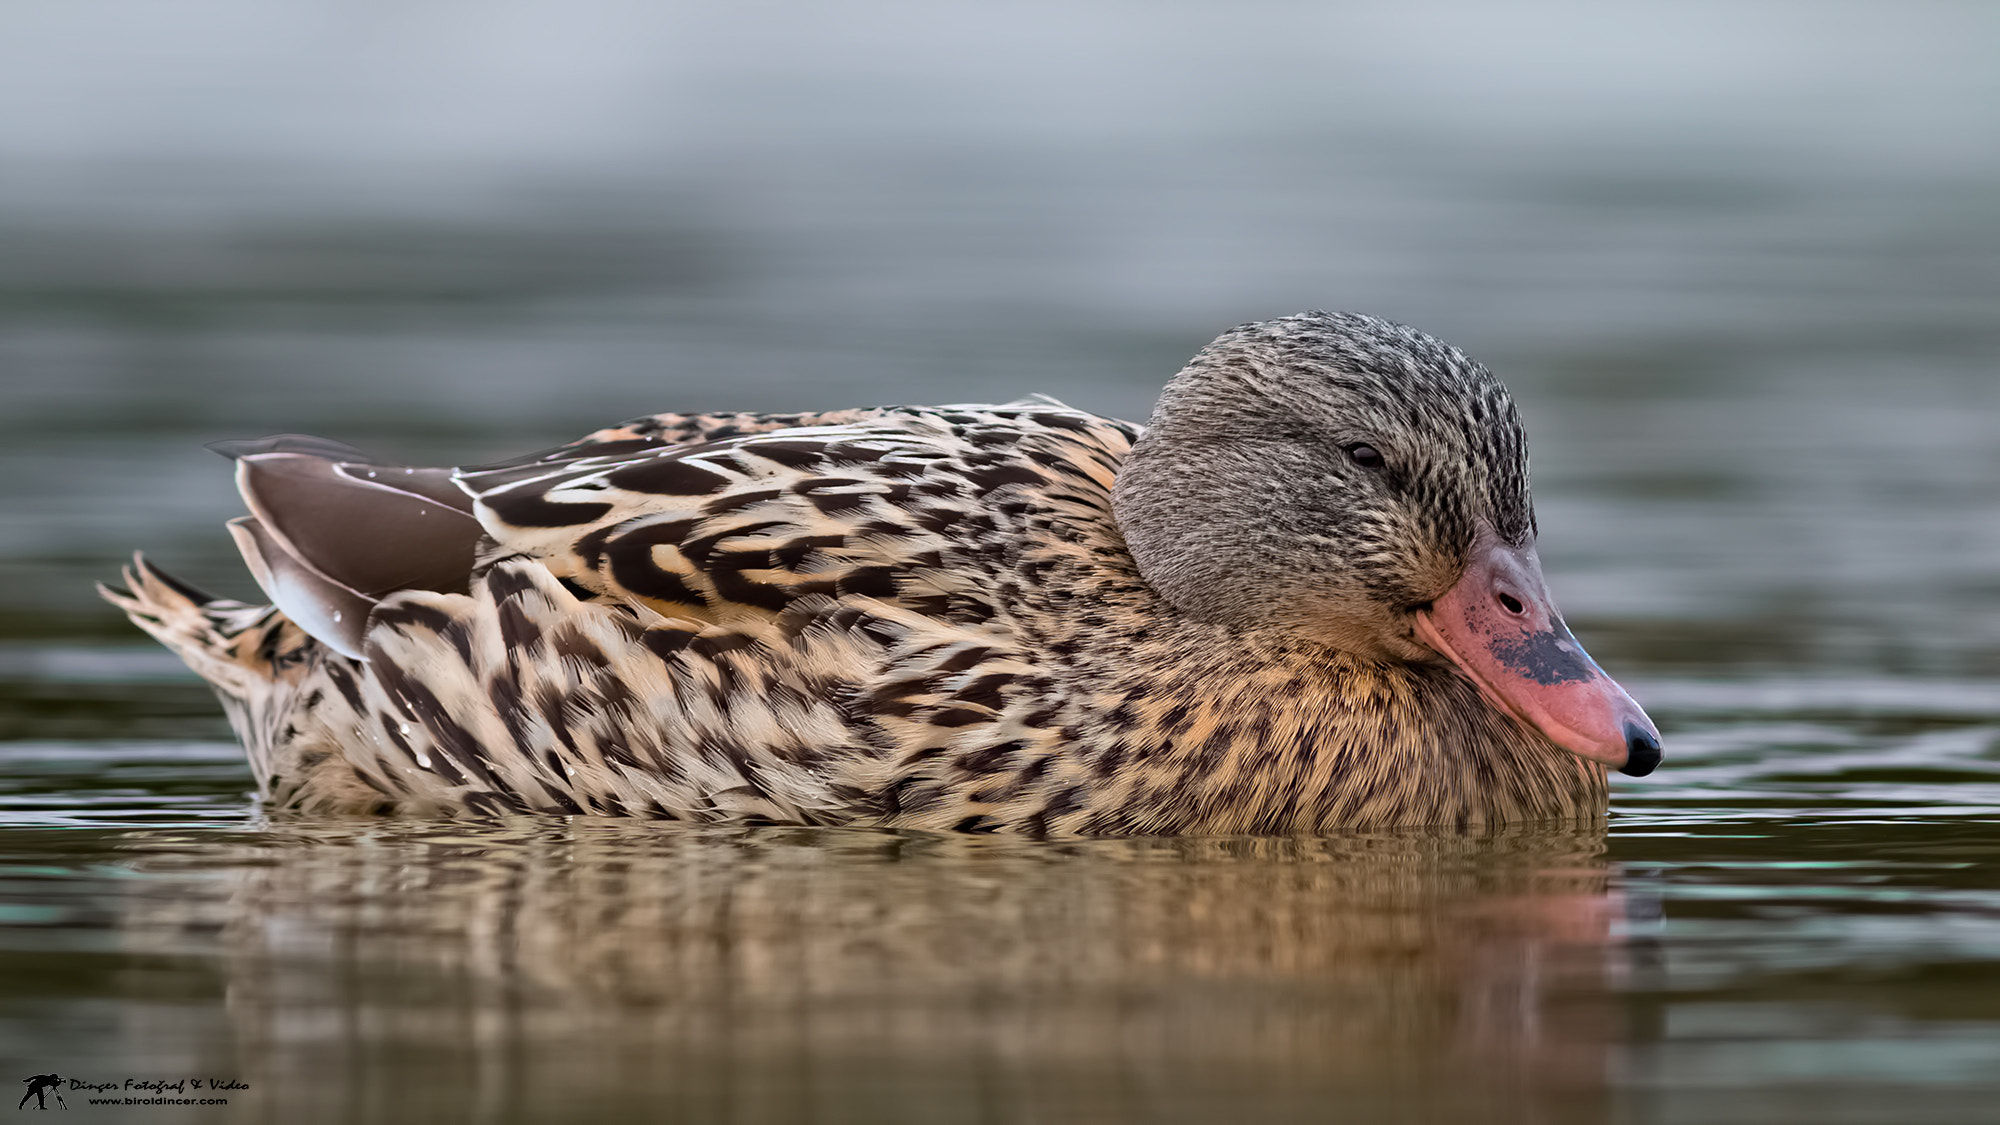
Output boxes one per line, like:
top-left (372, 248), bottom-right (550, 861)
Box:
top-left (1112, 311), bottom-right (1662, 777)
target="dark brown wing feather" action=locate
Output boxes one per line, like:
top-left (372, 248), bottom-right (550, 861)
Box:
top-left (209, 439), bottom-right (482, 657)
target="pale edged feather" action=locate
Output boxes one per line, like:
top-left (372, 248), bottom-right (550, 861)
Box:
top-left (226, 516), bottom-right (375, 660)
top-left (212, 440), bottom-right (487, 657)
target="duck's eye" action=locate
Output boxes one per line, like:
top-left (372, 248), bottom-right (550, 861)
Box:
top-left (1345, 443), bottom-right (1385, 469)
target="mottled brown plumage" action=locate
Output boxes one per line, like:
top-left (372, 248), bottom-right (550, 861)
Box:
top-left (105, 312), bottom-right (1648, 833)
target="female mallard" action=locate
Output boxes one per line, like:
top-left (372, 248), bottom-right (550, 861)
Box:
top-left (105, 312), bottom-right (1661, 834)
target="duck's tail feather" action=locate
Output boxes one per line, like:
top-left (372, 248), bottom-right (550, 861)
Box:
top-left (101, 555), bottom-right (335, 796)
top-left (98, 554), bottom-right (286, 699)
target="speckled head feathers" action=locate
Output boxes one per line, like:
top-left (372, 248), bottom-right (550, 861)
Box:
top-left (1111, 311), bottom-right (1535, 656)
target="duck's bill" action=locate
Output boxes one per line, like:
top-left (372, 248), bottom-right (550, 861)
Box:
top-left (1412, 529), bottom-right (1662, 777)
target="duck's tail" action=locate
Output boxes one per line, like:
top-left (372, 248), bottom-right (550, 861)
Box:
top-left (97, 555), bottom-right (290, 701)
top-left (103, 556), bottom-right (384, 807)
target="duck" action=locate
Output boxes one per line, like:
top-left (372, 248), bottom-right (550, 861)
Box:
top-left (103, 311), bottom-right (1662, 834)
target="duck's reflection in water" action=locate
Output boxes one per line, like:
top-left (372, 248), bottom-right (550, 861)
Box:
top-left (126, 818), bottom-right (1636, 1123)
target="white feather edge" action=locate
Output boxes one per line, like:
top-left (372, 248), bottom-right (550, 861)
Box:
top-left (226, 516), bottom-right (374, 661)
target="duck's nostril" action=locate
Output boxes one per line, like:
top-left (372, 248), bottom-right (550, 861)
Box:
top-left (1618, 723), bottom-right (1663, 777)
top-left (1497, 593), bottom-right (1524, 615)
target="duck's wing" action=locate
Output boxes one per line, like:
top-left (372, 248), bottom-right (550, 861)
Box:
top-left (195, 412), bottom-right (903, 660)
top-left (209, 403), bottom-right (1137, 661)
top-left (455, 402), bottom-right (1137, 631)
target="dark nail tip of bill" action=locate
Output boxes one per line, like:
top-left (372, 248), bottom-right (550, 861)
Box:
top-left (1618, 723), bottom-right (1663, 777)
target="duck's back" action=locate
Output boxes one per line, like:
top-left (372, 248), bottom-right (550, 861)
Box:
top-left (108, 402), bottom-right (1149, 830)
top-left (461, 402), bottom-right (1136, 632)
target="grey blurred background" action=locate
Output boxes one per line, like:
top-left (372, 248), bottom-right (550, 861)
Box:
top-left (3, 0), bottom-right (1997, 677)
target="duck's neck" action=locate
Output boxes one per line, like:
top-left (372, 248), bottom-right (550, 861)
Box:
top-left (1033, 603), bottom-right (1606, 834)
